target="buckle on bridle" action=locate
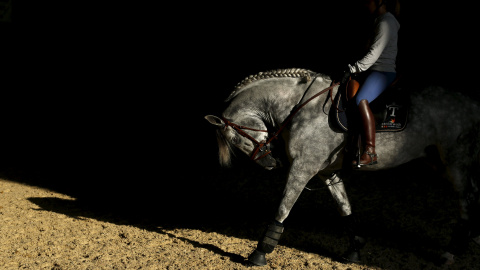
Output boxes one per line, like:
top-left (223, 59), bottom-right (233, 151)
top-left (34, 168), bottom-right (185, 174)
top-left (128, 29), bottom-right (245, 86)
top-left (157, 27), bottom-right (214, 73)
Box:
top-left (251, 140), bottom-right (272, 161)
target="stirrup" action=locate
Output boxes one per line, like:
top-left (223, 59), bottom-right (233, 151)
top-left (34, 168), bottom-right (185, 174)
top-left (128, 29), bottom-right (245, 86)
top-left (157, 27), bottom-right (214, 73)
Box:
top-left (353, 151), bottom-right (377, 168)
top-left (362, 151), bottom-right (377, 165)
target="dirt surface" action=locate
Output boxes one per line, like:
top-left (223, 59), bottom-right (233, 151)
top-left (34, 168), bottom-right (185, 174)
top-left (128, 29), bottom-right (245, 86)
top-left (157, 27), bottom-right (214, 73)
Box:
top-left (0, 157), bottom-right (479, 270)
top-left (0, 179), bottom-right (369, 270)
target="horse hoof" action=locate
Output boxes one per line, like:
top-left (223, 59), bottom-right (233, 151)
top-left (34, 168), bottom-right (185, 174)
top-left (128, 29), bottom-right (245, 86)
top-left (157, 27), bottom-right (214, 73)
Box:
top-left (247, 249), bottom-right (267, 266)
top-left (440, 252), bottom-right (455, 266)
top-left (342, 250), bottom-right (361, 263)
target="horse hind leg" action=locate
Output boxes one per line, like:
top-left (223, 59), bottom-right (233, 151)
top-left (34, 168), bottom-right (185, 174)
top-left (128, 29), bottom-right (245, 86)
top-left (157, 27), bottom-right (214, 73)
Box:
top-left (469, 151), bottom-right (480, 246)
top-left (442, 126), bottom-right (480, 264)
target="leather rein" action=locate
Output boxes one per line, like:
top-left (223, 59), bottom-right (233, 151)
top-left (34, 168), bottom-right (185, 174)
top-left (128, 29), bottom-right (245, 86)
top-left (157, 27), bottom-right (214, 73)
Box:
top-left (222, 75), bottom-right (340, 161)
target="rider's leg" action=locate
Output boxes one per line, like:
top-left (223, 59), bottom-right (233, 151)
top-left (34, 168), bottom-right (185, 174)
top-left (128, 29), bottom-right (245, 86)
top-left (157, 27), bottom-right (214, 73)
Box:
top-left (352, 71), bottom-right (396, 166)
top-left (357, 99), bottom-right (377, 165)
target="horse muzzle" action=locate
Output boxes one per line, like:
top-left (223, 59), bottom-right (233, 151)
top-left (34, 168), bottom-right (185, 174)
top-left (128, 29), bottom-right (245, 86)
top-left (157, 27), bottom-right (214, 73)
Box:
top-left (256, 153), bottom-right (277, 170)
top-left (250, 142), bottom-right (277, 169)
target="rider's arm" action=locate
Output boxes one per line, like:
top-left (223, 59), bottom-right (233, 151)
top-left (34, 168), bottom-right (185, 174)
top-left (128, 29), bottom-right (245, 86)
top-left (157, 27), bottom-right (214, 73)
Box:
top-left (348, 18), bottom-right (391, 73)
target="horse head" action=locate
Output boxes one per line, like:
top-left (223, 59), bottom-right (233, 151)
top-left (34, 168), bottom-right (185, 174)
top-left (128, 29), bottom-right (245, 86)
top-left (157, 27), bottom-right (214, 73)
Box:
top-left (205, 115), bottom-right (277, 170)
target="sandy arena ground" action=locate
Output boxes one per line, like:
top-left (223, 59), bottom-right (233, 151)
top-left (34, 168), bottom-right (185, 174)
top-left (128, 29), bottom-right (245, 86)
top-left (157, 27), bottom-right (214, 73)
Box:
top-left (1, 157), bottom-right (479, 270)
top-left (0, 178), bottom-right (377, 270)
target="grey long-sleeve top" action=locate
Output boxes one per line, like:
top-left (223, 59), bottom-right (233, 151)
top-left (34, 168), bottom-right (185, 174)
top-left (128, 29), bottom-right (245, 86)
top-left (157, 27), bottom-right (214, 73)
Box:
top-left (348, 12), bottom-right (400, 73)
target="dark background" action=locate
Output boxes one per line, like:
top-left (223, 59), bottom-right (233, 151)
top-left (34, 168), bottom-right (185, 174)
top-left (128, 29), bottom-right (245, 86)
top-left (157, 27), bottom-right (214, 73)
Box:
top-left (3, 0), bottom-right (478, 219)
top-left (1, 2), bottom-right (478, 268)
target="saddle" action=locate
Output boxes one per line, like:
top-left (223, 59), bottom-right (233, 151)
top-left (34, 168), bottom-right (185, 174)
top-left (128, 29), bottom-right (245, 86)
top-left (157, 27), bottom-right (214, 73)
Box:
top-left (328, 77), bottom-right (409, 134)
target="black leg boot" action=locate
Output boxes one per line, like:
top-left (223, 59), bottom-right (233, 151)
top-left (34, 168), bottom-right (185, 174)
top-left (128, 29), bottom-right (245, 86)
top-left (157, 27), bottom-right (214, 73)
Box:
top-left (341, 214), bottom-right (366, 263)
top-left (247, 220), bottom-right (284, 266)
top-left (440, 218), bottom-right (471, 266)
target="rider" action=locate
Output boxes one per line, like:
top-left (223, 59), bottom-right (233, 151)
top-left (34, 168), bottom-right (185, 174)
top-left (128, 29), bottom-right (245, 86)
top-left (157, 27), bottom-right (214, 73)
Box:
top-left (338, 0), bottom-right (400, 166)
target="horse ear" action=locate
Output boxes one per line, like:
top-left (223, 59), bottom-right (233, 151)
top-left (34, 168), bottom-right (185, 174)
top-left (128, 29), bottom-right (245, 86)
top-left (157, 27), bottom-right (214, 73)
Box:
top-left (205, 115), bottom-right (225, 127)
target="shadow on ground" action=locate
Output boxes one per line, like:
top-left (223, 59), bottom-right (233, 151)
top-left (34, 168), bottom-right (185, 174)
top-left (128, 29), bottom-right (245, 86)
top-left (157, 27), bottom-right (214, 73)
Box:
top-left (1, 141), bottom-right (473, 269)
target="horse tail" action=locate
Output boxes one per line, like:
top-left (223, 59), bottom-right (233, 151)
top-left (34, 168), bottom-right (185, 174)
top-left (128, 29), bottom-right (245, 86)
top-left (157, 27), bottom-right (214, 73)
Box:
top-left (216, 129), bottom-right (234, 167)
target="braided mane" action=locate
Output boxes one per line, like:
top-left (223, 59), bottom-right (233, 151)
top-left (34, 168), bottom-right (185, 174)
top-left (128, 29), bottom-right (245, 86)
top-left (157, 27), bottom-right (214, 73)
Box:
top-left (225, 68), bottom-right (318, 102)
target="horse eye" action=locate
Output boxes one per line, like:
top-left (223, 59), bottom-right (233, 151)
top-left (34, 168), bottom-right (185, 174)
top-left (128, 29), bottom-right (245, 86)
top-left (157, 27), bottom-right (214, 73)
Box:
top-left (231, 136), bottom-right (240, 145)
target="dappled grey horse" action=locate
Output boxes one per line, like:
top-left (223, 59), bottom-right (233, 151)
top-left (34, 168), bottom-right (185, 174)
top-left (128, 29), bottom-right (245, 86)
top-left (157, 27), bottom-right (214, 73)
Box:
top-left (205, 68), bottom-right (480, 266)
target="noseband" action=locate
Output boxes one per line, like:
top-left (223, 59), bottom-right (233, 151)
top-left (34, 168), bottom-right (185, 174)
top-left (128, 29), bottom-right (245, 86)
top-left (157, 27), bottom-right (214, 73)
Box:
top-left (222, 77), bottom-right (340, 162)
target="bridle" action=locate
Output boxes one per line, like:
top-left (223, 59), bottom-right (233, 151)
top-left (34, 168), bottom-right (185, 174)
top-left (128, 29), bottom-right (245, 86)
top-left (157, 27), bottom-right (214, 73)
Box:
top-left (221, 118), bottom-right (273, 161)
top-left (222, 74), bottom-right (340, 162)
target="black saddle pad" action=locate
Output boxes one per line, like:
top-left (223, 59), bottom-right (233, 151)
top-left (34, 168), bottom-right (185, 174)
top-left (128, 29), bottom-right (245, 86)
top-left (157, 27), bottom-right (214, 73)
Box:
top-left (329, 85), bottom-right (409, 133)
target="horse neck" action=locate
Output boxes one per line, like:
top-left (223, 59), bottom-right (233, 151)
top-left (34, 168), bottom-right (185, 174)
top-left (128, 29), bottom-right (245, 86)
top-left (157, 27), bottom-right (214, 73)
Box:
top-left (224, 77), bottom-right (335, 128)
top-left (264, 77), bottom-right (336, 127)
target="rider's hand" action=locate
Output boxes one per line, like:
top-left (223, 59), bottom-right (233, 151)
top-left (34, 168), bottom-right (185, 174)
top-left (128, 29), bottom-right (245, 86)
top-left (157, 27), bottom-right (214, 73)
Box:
top-left (332, 65), bottom-right (352, 84)
top-left (340, 65), bottom-right (352, 84)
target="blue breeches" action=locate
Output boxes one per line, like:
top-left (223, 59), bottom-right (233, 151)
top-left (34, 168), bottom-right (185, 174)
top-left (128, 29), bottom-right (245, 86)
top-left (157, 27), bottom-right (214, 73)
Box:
top-left (355, 71), bottom-right (396, 105)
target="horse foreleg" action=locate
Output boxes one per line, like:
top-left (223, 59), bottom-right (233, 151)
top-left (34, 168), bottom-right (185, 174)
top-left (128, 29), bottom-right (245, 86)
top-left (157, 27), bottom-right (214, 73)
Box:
top-left (320, 172), bottom-right (365, 262)
top-left (247, 160), bottom-right (315, 266)
top-left (321, 172), bottom-right (352, 216)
